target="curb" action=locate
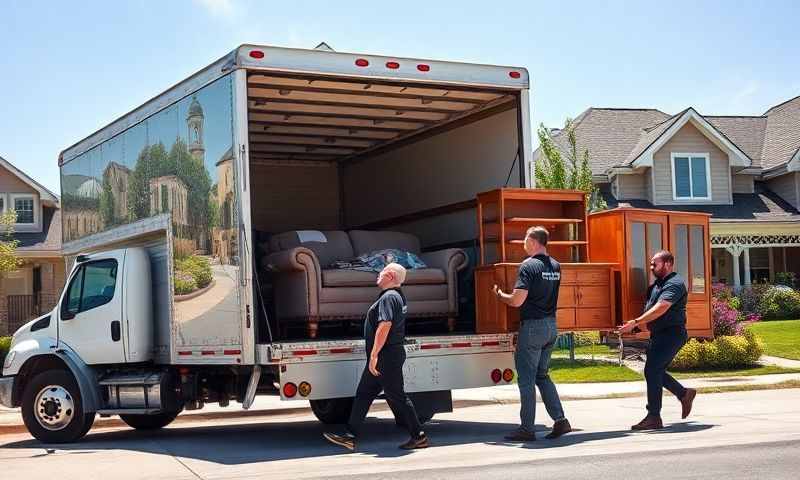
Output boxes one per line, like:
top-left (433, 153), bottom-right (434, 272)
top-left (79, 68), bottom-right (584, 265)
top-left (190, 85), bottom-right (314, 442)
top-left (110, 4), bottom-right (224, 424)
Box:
top-left (174, 280), bottom-right (216, 302)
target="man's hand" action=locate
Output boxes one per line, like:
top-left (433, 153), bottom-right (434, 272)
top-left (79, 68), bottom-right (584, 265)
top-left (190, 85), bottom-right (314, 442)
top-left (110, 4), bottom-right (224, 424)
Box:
top-left (618, 320), bottom-right (638, 335)
top-left (369, 354), bottom-right (381, 376)
top-left (492, 284), bottom-right (502, 297)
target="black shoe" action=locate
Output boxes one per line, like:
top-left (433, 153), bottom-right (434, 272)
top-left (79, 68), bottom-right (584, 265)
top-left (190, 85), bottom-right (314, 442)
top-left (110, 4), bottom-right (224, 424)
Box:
top-left (323, 432), bottom-right (356, 452)
top-left (545, 419), bottom-right (572, 439)
top-left (631, 415), bottom-right (664, 431)
top-left (399, 434), bottom-right (429, 450)
top-left (504, 428), bottom-right (536, 442)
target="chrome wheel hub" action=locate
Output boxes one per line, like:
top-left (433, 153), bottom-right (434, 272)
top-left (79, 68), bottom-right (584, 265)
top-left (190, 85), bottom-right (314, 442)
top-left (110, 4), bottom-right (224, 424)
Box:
top-left (34, 385), bottom-right (75, 431)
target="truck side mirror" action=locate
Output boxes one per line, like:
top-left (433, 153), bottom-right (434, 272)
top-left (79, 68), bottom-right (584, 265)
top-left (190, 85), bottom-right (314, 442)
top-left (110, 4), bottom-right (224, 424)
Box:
top-left (61, 309), bottom-right (76, 321)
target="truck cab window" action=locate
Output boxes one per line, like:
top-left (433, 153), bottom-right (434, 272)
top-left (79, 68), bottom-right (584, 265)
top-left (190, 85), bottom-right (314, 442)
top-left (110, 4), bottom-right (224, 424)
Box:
top-left (62, 259), bottom-right (118, 318)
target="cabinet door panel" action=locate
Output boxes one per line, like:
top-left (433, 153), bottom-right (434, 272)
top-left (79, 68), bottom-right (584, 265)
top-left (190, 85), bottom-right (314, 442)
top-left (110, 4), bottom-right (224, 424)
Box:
top-left (686, 301), bottom-right (711, 332)
top-left (577, 285), bottom-right (610, 308)
top-left (557, 308), bottom-right (576, 330)
top-left (558, 286), bottom-right (576, 308)
top-left (575, 307), bottom-right (613, 329)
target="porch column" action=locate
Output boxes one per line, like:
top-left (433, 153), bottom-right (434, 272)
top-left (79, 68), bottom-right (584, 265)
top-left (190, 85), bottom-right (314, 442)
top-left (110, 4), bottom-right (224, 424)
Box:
top-left (769, 248), bottom-right (775, 283)
top-left (726, 246), bottom-right (742, 288)
top-left (743, 247), bottom-right (752, 286)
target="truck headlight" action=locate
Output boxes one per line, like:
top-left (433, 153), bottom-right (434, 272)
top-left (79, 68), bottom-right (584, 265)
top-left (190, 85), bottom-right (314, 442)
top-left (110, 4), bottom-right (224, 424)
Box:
top-left (3, 351), bottom-right (15, 370)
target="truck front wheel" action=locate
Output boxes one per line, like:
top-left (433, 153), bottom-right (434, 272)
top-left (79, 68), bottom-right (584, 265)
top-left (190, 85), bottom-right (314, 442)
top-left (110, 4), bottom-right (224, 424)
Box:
top-left (310, 397), bottom-right (354, 424)
top-left (120, 412), bottom-right (179, 430)
top-left (21, 370), bottom-right (95, 444)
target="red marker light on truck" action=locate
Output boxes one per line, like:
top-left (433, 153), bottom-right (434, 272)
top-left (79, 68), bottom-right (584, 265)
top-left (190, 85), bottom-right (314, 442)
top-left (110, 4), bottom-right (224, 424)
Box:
top-left (417, 64), bottom-right (430, 72)
top-left (509, 71), bottom-right (521, 79)
top-left (283, 382), bottom-right (298, 398)
top-left (249, 50), bottom-right (265, 59)
top-left (355, 58), bottom-right (369, 67)
top-left (386, 61), bottom-right (400, 69)
top-left (491, 369), bottom-right (502, 383)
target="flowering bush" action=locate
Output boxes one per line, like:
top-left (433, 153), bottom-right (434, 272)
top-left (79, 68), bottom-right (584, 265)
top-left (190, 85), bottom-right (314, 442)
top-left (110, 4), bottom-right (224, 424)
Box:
top-left (757, 286), bottom-right (800, 320)
top-left (737, 284), bottom-right (771, 315)
top-left (712, 298), bottom-right (743, 336)
top-left (671, 330), bottom-right (763, 370)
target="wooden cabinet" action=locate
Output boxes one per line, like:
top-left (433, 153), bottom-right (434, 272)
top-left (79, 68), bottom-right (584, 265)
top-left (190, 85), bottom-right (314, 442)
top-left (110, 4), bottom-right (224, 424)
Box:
top-left (474, 263), bottom-right (617, 334)
top-left (477, 188), bottom-right (588, 265)
top-left (587, 208), bottom-right (713, 338)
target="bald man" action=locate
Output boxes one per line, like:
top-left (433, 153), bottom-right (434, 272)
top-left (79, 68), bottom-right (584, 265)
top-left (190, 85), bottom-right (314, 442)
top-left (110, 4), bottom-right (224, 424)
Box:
top-left (324, 263), bottom-right (429, 452)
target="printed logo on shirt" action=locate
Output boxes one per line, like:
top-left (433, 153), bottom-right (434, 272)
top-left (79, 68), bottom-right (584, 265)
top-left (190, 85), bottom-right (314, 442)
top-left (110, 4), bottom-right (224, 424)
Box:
top-left (542, 271), bottom-right (561, 281)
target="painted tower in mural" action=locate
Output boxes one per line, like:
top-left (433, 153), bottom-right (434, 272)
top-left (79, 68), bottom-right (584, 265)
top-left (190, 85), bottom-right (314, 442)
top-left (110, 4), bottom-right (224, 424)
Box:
top-left (188, 96), bottom-right (206, 162)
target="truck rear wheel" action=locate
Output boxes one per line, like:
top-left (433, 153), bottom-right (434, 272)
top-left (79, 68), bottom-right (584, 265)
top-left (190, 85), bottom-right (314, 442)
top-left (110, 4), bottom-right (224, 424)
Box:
top-left (21, 370), bottom-right (95, 444)
top-left (310, 397), bottom-right (354, 424)
top-left (120, 412), bottom-right (179, 430)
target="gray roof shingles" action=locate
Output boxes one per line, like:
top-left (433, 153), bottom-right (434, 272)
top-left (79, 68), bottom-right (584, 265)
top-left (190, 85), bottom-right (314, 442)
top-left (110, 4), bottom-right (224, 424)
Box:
top-left (16, 207), bottom-right (61, 253)
top-left (761, 95), bottom-right (800, 170)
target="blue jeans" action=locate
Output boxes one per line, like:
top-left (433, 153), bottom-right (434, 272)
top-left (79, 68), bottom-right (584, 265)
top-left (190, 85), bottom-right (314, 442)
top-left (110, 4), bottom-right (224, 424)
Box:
top-left (645, 326), bottom-right (688, 416)
top-left (515, 317), bottom-right (565, 433)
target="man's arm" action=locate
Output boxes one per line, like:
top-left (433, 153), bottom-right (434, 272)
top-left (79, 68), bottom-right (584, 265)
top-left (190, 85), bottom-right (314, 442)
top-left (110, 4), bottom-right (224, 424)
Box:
top-left (494, 285), bottom-right (528, 307)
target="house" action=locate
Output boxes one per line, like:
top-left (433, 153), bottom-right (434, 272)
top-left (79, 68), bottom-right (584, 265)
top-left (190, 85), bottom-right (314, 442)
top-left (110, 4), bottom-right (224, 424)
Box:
top-left (0, 155), bottom-right (64, 335)
top-left (535, 95), bottom-right (800, 288)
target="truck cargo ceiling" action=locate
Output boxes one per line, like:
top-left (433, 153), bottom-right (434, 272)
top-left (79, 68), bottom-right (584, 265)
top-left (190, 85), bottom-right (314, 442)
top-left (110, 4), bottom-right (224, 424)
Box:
top-left (247, 72), bottom-right (516, 164)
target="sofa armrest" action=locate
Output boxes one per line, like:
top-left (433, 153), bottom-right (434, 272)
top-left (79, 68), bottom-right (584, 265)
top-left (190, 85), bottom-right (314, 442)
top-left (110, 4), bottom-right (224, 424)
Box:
top-left (263, 247), bottom-right (323, 319)
top-left (264, 247), bottom-right (320, 273)
top-left (420, 248), bottom-right (468, 274)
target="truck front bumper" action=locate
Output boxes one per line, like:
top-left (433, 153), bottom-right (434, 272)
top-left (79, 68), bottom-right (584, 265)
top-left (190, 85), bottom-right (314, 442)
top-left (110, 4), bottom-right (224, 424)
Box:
top-left (0, 376), bottom-right (14, 408)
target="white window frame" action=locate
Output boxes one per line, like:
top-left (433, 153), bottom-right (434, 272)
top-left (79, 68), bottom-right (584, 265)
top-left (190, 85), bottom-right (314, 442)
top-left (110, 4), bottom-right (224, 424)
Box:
top-left (9, 193), bottom-right (40, 230)
top-left (671, 152), bottom-right (711, 201)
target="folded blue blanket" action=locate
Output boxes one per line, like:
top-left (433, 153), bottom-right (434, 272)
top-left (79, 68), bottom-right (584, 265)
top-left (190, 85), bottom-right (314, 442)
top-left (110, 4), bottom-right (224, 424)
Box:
top-left (330, 249), bottom-right (427, 272)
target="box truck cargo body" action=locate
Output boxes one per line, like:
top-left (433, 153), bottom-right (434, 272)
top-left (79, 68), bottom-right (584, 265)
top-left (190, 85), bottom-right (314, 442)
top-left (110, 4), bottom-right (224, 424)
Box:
top-left (0, 44), bottom-right (534, 442)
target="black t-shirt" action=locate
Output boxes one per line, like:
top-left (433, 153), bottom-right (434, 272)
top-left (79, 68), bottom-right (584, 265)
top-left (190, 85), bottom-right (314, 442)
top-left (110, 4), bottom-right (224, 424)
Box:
top-left (645, 272), bottom-right (688, 333)
top-left (364, 288), bottom-right (407, 354)
top-left (514, 254), bottom-right (561, 320)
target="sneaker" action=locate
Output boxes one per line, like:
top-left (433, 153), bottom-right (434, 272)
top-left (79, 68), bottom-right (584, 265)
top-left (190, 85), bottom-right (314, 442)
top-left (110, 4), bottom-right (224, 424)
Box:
top-left (681, 388), bottom-right (697, 419)
top-left (399, 434), bottom-right (429, 450)
top-left (545, 419), bottom-right (572, 439)
top-left (631, 415), bottom-right (664, 431)
top-left (323, 432), bottom-right (356, 452)
top-left (504, 428), bottom-right (536, 442)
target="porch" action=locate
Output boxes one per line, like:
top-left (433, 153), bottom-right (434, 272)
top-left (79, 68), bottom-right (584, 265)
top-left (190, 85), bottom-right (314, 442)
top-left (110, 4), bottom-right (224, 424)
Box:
top-left (711, 229), bottom-right (800, 287)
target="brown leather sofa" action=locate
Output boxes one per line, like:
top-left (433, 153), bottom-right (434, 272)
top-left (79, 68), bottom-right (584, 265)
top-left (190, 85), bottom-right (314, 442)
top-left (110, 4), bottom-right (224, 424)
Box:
top-left (263, 230), bottom-right (468, 338)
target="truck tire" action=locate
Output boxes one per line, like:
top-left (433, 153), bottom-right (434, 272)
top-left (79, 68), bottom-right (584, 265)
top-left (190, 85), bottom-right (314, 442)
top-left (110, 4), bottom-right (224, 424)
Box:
top-left (120, 412), bottom-right (179, 430)
top-left (310, 397), bottom-right (354, 424)
top-left (21, 370), bottom-right (95, 444)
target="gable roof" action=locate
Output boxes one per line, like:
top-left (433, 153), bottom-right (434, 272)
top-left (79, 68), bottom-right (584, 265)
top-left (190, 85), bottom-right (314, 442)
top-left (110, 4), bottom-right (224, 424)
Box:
top-left (538, 94), bottom-right (800, 177)
top-left (0, 155), bottom-right (59, 205)
top-left (16, 206), bottom-right (62, 255)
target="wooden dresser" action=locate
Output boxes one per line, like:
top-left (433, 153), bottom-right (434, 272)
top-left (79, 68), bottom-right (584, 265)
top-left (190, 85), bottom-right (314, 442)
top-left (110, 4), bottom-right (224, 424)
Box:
top-left (475, 262), bottom-right (617, 334)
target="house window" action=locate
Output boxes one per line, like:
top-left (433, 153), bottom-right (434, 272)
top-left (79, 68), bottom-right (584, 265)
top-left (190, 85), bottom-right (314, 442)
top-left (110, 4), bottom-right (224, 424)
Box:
top-left (13, 196), bottom-right (35, 224)
top-left (671, 153), bottom-right (710, 200)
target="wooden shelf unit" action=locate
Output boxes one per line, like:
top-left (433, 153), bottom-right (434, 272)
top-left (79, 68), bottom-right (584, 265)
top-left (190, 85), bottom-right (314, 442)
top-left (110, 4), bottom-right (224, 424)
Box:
top-left (477, 188), bottom-right (588, 265)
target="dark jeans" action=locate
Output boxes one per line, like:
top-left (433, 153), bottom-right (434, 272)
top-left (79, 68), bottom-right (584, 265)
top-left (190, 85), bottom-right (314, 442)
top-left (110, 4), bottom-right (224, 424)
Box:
top-left (645, 326), bottom-right (689, 416)
top-left (347, 345), bottom-right (423, 438)
top-left (515, 317), bottom-right (565, 433)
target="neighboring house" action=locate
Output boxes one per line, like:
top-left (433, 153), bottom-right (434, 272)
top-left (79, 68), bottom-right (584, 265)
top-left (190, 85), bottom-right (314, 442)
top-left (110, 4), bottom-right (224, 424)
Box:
top-left (535, 95), bottom-right (800, 288)
top-left (0, 155), bottom-right (64, 335)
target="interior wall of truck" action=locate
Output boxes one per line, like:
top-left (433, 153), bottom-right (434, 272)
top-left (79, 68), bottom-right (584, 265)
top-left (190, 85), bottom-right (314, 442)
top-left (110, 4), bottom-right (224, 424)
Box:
top-left (244, 71), bottom-right (525, 341)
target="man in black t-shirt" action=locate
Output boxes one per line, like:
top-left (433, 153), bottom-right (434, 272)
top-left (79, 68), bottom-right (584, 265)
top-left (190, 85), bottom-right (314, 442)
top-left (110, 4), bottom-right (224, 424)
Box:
top-left (618, 250), bottom-right (697, 430)
top-left (493, 226), bottom-right (572, 442)
top-left (323, 263), bottom-right (428, 452)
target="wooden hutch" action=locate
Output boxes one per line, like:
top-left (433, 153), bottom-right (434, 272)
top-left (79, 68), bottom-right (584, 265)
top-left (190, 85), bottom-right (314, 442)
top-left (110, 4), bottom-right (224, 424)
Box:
top-left (587, 208), bottom-right (713, 338)
top-left (474, 188), bottom-right (617, 334)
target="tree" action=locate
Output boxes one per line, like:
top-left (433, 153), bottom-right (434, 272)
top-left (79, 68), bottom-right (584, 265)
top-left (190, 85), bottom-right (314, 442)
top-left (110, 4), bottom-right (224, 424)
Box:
top-left (0, 211), bottom-right (22, 275)
top-left (535, 119), bottom-right (607, 212)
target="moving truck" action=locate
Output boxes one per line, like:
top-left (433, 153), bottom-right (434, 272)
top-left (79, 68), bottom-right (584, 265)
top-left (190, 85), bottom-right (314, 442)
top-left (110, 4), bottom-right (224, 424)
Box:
top-left (0, 44), bottom-right (589, 443)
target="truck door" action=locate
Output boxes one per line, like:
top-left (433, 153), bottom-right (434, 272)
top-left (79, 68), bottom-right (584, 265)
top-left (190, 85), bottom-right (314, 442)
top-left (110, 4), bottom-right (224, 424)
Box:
top-left (58, 251), bottom-right (126, 364)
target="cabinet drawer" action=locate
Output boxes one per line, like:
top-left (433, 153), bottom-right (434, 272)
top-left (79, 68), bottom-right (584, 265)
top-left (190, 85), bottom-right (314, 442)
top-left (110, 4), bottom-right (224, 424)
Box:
top-left (556, 308), bottom-right (576, 330)
top-left (575, 269), bottom-right (609, 285)
top-left (575, 307), bottom-right (613, 329)
top-left (558, 286), bottom-right (576, 308)
top-left (577, 285), bottom-right (610, 307)
top-left (560, 269), bottom-right (578, 285)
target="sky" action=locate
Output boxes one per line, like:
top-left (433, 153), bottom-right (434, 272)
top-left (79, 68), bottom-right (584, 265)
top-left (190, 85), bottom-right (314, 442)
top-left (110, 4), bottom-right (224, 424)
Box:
top-left (1, 0), bottom-right (798, 194)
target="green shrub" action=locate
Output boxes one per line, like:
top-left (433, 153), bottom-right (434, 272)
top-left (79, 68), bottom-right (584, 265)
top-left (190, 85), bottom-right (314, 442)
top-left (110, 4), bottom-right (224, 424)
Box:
top-left (176, 255), bottom-right (213, 289)
top-left (174, 271), bottom-right (198, 295)
top-left (573, 331), bottom-right (600, 347)
top-left (757, 287), bottom-right (800, 320)
top-left (0, 336), bottom-right (11, 367)
top-left (737, 284), bottom-right (770, 315)
top-left (670, 332), bottom-right (763, 370)
top-left (727, 297), bottom-right (742, 311)
top-left (775, 271), bottom-right (796, 288)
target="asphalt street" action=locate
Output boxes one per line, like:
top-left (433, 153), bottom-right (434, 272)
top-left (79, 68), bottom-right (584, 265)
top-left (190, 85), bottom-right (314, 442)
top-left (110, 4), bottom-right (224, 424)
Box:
top-left (0, 388), bottom-right (798, 479)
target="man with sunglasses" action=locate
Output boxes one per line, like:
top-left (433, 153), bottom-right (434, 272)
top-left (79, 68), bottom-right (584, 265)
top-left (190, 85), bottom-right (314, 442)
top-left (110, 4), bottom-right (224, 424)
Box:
top-left (619, 250), bottom-right (697, 430)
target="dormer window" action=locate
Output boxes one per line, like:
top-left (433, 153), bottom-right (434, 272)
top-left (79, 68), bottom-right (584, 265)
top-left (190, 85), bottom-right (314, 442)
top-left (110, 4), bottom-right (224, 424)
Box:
top-left (13, 195), bottom-right (35, 223)
top-left (671, 153), bottom-right (710, 200)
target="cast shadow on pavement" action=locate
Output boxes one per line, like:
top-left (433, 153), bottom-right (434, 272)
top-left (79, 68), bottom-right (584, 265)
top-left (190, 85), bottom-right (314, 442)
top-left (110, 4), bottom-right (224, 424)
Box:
top-left (1, 418), bottom-right (715, 464)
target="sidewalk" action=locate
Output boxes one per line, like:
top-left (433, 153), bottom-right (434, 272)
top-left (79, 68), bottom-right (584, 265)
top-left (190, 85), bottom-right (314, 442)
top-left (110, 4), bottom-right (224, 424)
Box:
top-left (3, 371), bottom-right (798, 432)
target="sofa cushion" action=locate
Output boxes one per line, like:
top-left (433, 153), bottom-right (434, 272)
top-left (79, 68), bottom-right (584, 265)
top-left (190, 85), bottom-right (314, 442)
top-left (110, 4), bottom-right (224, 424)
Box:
top-left (348, 230), bottom-right (421, 256)
top-left (270, 230), bottom-right (353, 268)
top-left (322, 268), bottom-right (445, 287)
top-left (322, 269), bottom-right (377, 287)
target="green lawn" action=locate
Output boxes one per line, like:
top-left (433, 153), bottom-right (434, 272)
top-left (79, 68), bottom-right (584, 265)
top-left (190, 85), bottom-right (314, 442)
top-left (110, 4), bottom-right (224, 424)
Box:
top-left (670, 364), bottom-right (800, 379)
top-left (553, 344), bottom-right (617, 357)
top-left (747, 320), bottom-right (800, 360)
top-left (549, 358), bottom-right (642, 383)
